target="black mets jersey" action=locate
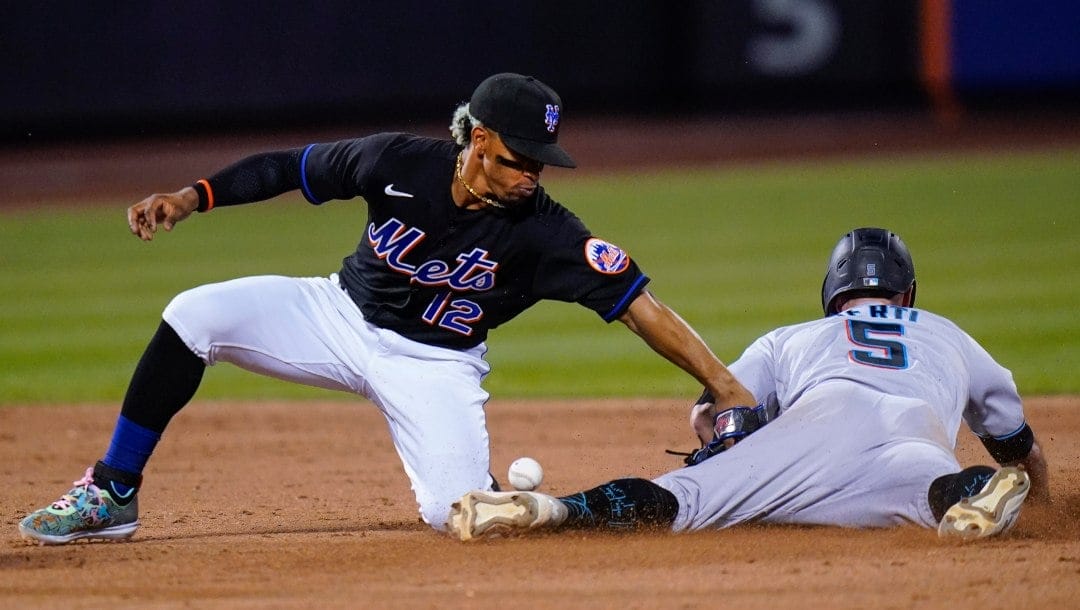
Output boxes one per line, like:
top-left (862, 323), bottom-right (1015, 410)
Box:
top-left (299, 133), bottom-right (649, 349)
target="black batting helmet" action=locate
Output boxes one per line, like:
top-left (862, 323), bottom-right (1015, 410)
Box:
top-left (821, 228), bottom-right (916, 316)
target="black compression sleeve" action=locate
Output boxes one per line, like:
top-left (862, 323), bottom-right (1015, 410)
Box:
top-left (193, 148), bottom-right (306, 211)
top-left (121, 321), bottom-right (205, 433)
top-left (980, 423), bottom-right (1035, 464)
top-left (558, 478), bottom-right (679, 529)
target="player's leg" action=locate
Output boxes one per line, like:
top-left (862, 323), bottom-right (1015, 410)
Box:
top-left (447, 478), bottom-right (679, 541)
top-left (448, 398), bottom-right (820, 540)
top-left (927, 465), bottom-right (997, 520)
top-left (20, 274), bottom-right (367, 544)
top-left (163, 274), bottom-right (377, 392)
top-left (166, 273), bottom-right (516, 531)
top-left (363, 334), bottom-right (497, 530)
top-left (649, 387), bottom-right (955, 531)
top-left (651, 400), bottom-right (844, 531)
top-left (769, 390), bottom-right (1030, 537)
top-left (165, 274), bottom-right (509, 531)
top-left (449, 388), bottom-right (927, 539)
top-left (19, 317), bottom-right (205, 544)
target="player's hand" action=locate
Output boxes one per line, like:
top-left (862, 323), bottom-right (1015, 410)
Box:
top-left (127, 187), bottom-right (199, 241)
top-left (690, 399), bottom-right (717, 445)
top-left (1017, 439), bottom-right (1051, 504)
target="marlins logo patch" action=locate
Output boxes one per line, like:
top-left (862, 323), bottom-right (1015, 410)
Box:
top-left (585, 238), bottom-right (630, 274)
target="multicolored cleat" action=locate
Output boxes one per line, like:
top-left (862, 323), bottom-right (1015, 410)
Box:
top-left (937, 466), bottom-right (1030, 541)
top-left (19, 467), bottom-right (139, 545)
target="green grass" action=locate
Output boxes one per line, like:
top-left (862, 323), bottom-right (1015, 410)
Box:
top-left (2, 148), bottom-right (1077, 404)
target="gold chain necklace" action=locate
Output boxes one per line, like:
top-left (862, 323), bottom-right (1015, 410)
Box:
top-left (455, 152), bottom-right (504, 209)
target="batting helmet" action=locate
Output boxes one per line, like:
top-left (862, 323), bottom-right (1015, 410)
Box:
top-left (821, 227), bottom-right (916, 316)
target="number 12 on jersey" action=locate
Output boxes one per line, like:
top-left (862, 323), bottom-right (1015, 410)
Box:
top-left (422, 291), bottom-right (483, 336)
top-left (846, 320), bottom-right (909, 369)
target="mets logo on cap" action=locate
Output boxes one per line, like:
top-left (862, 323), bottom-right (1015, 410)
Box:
top-left (544, 104), bottom-right (560, 133)
top-left (585, 237), bottom-right (630, 274)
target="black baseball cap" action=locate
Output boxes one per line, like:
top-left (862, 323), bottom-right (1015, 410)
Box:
top-left (469, 73), bottom-right (576, 168)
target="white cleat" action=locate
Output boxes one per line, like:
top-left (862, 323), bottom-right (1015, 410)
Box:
top-left (938, 467), bottom-right (1030, 541)
top-left (447, 491), bottom-right (567, 541)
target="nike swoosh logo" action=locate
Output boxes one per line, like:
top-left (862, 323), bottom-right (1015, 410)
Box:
top-left (384, 184), bottom-right (414, 198)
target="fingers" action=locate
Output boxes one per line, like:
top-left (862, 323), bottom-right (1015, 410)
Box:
top-left (127, 202), bottom-right (153, 241)
top-left (127, 194), bottom-right (169, 241)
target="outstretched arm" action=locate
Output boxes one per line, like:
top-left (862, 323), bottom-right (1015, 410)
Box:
top-left (618, 291), bottom-right (755, 440)
top-left (126, 148), bottom-right (306, 242)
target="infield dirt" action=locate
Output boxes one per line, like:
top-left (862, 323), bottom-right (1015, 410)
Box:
top-left (2, 397), bottom-right (1078, 609)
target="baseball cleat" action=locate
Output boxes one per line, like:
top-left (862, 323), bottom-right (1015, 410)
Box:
top-left (447, 490), bottom-right (567, 541)
top-left (18, 467), bottom-right (139, 545)
top-left (937, 466), bottom-right (1030, 541)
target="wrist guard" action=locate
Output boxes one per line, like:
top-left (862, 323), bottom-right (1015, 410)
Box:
top-left (684, 404), bottom-right (771, 467)
top-left (979, 423), bottom-right (1034, 464)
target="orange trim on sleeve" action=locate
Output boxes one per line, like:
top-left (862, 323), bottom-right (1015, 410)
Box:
top-left (198, 179), bottom-right (215, 212)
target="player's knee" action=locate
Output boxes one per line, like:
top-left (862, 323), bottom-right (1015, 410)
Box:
top-left (417, 477), bottom-right (497, 532)
top-left (418, 498), bottom-right (453, 532)
top-left (163, 283), bottom-right (248, 346)
top-left (163, 286), bottom-right (215, 328)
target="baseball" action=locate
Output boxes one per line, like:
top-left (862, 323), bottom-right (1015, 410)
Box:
top-left (507, 457), bottom-right (544, 491)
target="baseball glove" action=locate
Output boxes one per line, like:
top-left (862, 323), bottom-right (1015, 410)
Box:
top-left (667, 390), bottom-right (779, 466)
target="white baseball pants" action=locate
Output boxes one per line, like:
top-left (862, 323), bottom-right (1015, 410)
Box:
top-left (163, 274), bottom-right (494, 530)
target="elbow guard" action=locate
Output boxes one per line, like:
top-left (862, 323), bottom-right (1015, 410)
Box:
top-left (979, 423), bottom-right (1034, 464)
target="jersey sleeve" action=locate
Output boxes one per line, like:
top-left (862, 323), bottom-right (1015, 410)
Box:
top-left (727, 333), bottom-right (779, 405)
top-left (959, 332), bottom-right (1027, 439)
top-left (531, 215), bottom-right (649, 322)
top-left (297, 133), bottom-right (398, 204)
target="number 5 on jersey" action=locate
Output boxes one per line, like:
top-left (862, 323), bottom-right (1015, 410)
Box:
top-left (846, 320), bottom-right (909, 369)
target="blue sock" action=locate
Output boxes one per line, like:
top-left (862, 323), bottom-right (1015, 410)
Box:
top-left (101, 415), bottom-right (161, 497)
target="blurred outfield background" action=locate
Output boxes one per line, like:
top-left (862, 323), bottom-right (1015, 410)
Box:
top-left (1, 1), bottom-right (1078, 404)
top-left (2, 149), bottom-right (1077, 403)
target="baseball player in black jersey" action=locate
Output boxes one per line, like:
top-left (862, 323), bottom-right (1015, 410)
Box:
top-left (19, 73), bottom-right (755, 544)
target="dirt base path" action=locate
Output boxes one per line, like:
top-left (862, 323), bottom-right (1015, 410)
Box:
top-left (2, 397), bottom-right (1078, 609)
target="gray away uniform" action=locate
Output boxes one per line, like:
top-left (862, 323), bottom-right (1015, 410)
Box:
top-left (654, 303), bottom-right (1027, 531)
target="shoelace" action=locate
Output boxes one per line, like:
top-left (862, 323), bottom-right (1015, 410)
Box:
top-left (51, 466), bottom-right (96, 510)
